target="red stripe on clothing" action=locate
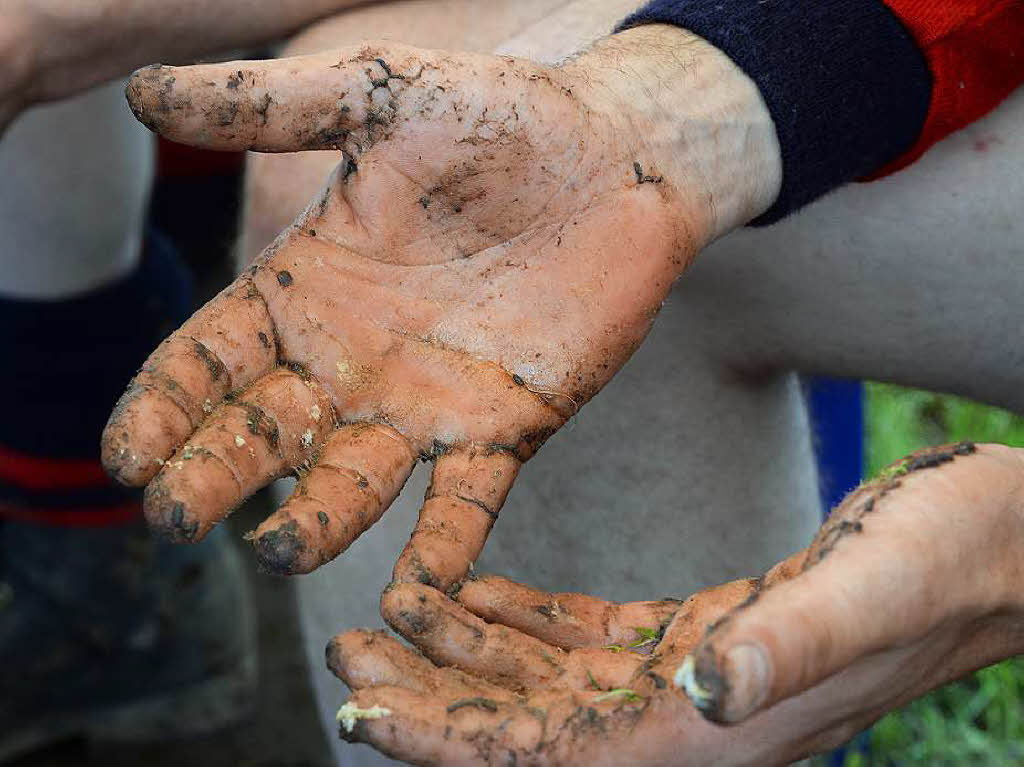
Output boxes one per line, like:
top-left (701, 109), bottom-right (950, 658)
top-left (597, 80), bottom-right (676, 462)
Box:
top-left (0, 444), bottom-right (111, 490)
top-left (157, 137), bottom-right (246, 178)
top-left (0, 500), bottom-right (142, 527)
top-left (876, 0), bottom-right (1024, 175)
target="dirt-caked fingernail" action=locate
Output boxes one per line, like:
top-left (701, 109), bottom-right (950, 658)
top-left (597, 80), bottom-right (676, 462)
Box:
top-left (676, 643), bottom-right (771, 724)
top-left (720, 643), bottom-right (771, 723)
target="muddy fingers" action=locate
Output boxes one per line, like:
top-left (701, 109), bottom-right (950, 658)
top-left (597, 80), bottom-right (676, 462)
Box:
top-left (327, 453), bottom-right (1024, 764)
top-left (645, 579), bottom-right (762, 662)
top-left (125, 50), bottom-right (385, 152)
top-left (251, 423), bottom-right (416, 574)
top-left (339, 685), bottom-right (547, 766)
top-left (102, 278), bottom-right (277, 486)
top-left (447, 574), bottom-right (769, 702)
top-left (382, 582), bottom-right (567, 689)
top-left (340, 684), bottom-right (678, 767)
top-left (109, 31), bottom-right (715, 614)
top-left (327, 629), bottom-right (515, 703)
top-left (381, 584), bottom-right (643, 692)
top-left (393, 448), bottom-right (519, 590)
top-left (142, 367), bottom-right (333, 542)
top-left (457, 574), bottom-right (683, 650)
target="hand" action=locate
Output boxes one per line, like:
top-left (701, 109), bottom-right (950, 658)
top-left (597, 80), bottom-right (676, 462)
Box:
top-left (326, 442), bottom-right (1024, 765)
top-left (331, 580), bottom-right (762, 765)
top-left (102, 27), bottom-right (780, 585)
top-left (681, 441), bottom-right (1024, 727)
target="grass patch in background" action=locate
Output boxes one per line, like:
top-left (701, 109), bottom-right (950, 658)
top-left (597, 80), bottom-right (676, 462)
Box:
top-left (839, 383), bottom-right (1024, 766)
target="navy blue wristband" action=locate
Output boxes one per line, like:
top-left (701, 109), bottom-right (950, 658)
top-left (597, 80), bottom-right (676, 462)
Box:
top-left (617, 0), bottom-right (931, 224)
top-left (0, 230), bottom-right (193, 460)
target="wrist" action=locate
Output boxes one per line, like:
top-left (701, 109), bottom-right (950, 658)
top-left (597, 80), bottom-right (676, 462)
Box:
top-left (564, 24), bottom-right (782, 242)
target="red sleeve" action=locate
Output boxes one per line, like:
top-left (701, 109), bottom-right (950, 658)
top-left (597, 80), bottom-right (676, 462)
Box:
top-left (875, 1), bottom-right (1024, 175)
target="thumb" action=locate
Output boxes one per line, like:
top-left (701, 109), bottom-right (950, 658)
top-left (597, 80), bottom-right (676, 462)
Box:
top-left (124, 42), bottom-right (481, 152)
top-left (678, 442), bottom-right (1002, 724)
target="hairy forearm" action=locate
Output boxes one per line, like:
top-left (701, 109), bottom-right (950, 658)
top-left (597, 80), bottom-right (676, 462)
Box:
top-left (496, 1), bottom-right (782, 240)
top-left (7, 0), bottom-right (376, 107)
top-left (563, 24), bottom-right (782, 242)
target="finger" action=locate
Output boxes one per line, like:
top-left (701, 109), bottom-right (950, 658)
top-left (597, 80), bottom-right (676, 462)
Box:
top-left (326, 629), bottom-right (515, 702)
top-left (381, 583), bottom-right (642, 692)
top-left (457, 574), bottom-right (682, 650)
top-left (761, 547), bottom-right (808, 588)
top-left (250, 423), bottom-right (416, 574)
top-left (381, 582), bottom-right (570, 689)
top-left (648, 560), bottom-right (804, 663)
top-left (338, 686), bottom-right (547, 765)
top-left (682, 442), bottom-right (995, 725)
top-left (393, 448), bottom-right (519, 591)
top-left (340, 685), bottom-right (663, 766)
top-left (102, 276), bottom-right (277, 486)
top-left (142, 367), bottom-right (332, 542)
top-left (655, 578), bottom-right (762, 660)
top-left (124, 44), bottom-right (473, 152)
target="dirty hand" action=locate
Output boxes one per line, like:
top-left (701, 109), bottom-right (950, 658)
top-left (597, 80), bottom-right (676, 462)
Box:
top-left (329, 577), bottom-right (765, 765)
top-left (102, 26), bottom-right (780, 584)
top-left (326, 442), bottom-right (1024, 765)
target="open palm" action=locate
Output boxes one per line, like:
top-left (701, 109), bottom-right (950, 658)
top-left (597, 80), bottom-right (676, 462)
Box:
top-left (102, 41), bottom-right (702, 584)
top-left (329, 444), bottom-right (1024, 765)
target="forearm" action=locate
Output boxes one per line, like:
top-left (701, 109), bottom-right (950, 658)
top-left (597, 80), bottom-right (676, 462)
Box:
top-left (7, 0), bottom-right (376, 107)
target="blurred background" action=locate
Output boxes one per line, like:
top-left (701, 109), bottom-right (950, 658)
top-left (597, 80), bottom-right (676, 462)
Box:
top-left (1, 128), bottom-right (335, 766)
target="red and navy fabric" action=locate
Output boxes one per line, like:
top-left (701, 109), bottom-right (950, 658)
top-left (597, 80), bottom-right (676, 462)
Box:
top-left (619, 0), bottom-right (1024, 222)
top-left (0, 230), bottom-right (193, 526)
top-left (872, 1), bottom-right (1024, 176)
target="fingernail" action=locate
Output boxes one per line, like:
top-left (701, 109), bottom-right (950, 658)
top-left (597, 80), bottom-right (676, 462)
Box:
top-left (719, 643), bottom-right (771, 723)
top-left (675, 654), bottom-right (714, 706)
top-left (676, 643), bottom-right (772, 723)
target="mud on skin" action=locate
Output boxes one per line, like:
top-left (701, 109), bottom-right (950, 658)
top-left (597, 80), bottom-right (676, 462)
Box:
top-left (253, 518), bottom-right (305, 574)
top-left (690, 442), bottom-right (980, 721)
top-left (805, 441), bottom-right (977, 567)
top-left (105, 36), bottom-right (709, 595)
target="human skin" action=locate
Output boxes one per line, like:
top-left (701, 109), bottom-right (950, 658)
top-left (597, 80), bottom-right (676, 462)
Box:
top-left (223, 3), bottom-right (1024, 762)
top-left (237, 0), bottom-right (653, 265)
top-left (6, 0), bottom-right (1021, 758)
top-left (101, 24), bottom-right (781, 587)
top-left (0, 0), bottom-right (375, 132)
top-left (325, 442), bottom-right (1024, 765)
